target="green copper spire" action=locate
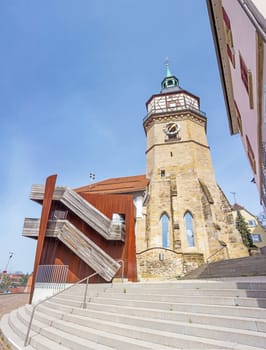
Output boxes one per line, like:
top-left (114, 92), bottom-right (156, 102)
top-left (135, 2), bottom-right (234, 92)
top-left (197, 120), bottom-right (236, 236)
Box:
top-left (161, 59), bottom-right (180, 92)
top-left (165, 58), bottom-right (172, 77)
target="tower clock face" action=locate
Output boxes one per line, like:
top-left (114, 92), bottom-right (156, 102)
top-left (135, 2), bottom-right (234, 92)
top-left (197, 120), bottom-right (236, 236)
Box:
top-left (163, 122), bottom-right (180, 136)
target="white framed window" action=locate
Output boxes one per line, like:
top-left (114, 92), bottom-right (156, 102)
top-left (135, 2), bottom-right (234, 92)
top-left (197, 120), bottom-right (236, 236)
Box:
top-left (248, 219), bottom-right (256, 227)
top-left (134, 196), bottom-right (143, 218)
top-left (251, 233), bottom-right (262, 243)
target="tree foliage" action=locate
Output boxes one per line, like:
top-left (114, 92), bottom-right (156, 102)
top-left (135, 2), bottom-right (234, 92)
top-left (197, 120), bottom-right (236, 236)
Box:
top-left (0, 274), bottom-right (11, 291)
top-left (235, 210), bottom-right (254, 248)
top-left (20, 274), bottom-right (30, 286)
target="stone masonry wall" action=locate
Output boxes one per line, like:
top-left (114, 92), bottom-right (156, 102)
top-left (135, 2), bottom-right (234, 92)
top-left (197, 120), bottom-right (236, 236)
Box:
top-left (137, 248), bottom-right (204, 280)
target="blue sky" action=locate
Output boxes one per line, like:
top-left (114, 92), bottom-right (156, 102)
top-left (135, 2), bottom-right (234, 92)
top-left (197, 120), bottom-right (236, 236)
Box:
top-left (0, 1), bottom-right (262, 274)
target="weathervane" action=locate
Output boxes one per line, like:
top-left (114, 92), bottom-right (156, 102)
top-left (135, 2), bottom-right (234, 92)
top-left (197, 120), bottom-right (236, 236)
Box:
top-left (164, 56), bottom-right (169, 65)
top-left (89, 173), bottom-right (95, 184)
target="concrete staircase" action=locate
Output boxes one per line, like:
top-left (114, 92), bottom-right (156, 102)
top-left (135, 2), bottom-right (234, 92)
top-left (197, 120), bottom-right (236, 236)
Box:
top-left (185, 255), bottom-right (266, 279)
top-left (1, 279), bottom-right (266, 349)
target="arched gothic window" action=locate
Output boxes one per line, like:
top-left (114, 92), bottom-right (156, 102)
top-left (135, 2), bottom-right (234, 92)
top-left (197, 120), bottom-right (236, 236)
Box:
top-left (161, 213), bottom-right (170, 248)
top-left (184, 212), bottom-right (195, 247)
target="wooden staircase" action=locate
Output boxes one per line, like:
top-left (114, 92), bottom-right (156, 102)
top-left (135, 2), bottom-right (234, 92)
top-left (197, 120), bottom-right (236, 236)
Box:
top-left (23, 218), bottom-right (120, 281)
top-left (29, 185), bottom-right (125, 241)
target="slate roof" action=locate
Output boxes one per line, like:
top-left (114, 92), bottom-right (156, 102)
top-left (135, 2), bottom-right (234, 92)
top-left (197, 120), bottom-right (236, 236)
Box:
top-left (231, 203), bottom-right (245, 211)
top-left (75, 174), bottom-right (148, 195)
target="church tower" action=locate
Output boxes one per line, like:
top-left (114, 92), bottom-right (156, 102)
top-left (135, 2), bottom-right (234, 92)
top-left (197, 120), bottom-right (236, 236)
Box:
top-left (137, 64), bottom-right (248, 279)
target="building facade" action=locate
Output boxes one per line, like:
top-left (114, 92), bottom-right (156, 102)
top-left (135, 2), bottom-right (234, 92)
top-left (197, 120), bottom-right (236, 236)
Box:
top-left (24, 66), bottom-right (249, 284)
top-left (207, 0), bottom-right (266, 209)
top-left (232, 203), bottom-right (266, 249)
top-left (135, 66), bottom-right (248, 279)
top-left (76, 66), bottom-right (249, 280)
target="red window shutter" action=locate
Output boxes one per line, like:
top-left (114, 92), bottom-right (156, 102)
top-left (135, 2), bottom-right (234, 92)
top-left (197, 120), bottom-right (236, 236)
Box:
top-left (240, 54), bottom-right (249, 91)
top-left (234, 100), bottom-right (242, 134)
top-left (222, 7), bottom-right (231, 29)
top-left (246, 135), bottom-right (256, 173)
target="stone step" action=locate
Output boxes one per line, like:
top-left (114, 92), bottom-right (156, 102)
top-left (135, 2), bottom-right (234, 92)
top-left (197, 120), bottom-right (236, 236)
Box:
top-left (63, 280), bottom-right (266, 292)
top-left (2, 309), bottom-right (67, 350)
top-left (86, 286), bottom-right (266, 298)
top-left (54, 291), bottom-right (266, 308)
top-left (30, 304), bottom-right (266, 349)
top-left (0, 313), bottom-right (35, 350)
top-left (110, 280), bottom-right (266, 291)
top-left (15, 305), bottom-right (223, 350)
top-left (11, 307), bottom-right (119, 350)
top-left (2, 280), bottom-right (266, 349)
top-left (185, 256), bottom-right (266, 279)
top-left (37, 300), bottom-right (266, 333)
top-left (48, 293), bottom-right (266, 319)
top-left (62, 283), bottom-right (266, 298)
top-left (45, 296), bottom-right (266, 320)
top-left (36, 296), bottom-right (266, 332)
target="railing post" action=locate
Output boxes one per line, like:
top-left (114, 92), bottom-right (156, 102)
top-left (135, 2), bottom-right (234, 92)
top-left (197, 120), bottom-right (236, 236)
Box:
top-left (226, 246), bottom-right (230, 259)
top-left (116, 259), bottom-right (124, 283)
top-left (206, 259), bottom-right (210, 276)
top-left (24, 271), bottom-right (98, 347)
top-left (83, 277), bottom-right (89, 309)
top-left (205, 244), bottom-right (227, 276)
top-left (24, 305), bottom-right (37, 347)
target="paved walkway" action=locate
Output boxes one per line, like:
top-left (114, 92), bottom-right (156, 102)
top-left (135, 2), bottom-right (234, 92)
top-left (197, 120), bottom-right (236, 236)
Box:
top-left (0, 293), bottom-right (30, 349)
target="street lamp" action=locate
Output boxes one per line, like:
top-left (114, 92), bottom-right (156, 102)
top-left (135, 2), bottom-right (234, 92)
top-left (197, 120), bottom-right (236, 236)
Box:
top-left (230, 192), bottom-right (237, 204)
top-left (0, 252), bottom-right (14, 285)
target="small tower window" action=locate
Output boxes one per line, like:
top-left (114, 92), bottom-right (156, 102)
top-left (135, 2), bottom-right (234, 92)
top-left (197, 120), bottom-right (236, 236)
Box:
top-left (161, 169), bottom-right (165, 177)
top-left (167, 80), bottom-right (173, 86)
top-left (161, 213), bottom-right (170, 248)
top-left (184, 211), bottom-right (195, 247)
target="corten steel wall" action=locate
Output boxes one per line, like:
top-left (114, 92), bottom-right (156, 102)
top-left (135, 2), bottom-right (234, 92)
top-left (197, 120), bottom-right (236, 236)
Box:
top-left (40, 193), bottom-right (137, 283)
top-left (30, 175), bottom-right (57, 303)
top-left (81, 193), bottom-right (137, 282)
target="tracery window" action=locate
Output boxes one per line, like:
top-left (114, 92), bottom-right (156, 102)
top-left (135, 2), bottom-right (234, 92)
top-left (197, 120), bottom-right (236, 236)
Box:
top-left (184, 211), bottom-right (195, 247)
top-left (161, 213), bottom-right (170, 248)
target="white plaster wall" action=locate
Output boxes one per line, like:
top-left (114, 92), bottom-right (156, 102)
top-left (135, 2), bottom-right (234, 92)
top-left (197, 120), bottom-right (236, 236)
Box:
top-left (222, 0), bottom-right (259, 180)
top-left (32, 283), bottom-right (71, 304)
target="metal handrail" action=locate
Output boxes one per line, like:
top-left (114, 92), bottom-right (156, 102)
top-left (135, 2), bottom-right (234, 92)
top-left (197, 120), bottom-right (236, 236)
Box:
top-left (116, 259), bottom-right (124, 283)
top-left (206, 244), bottom-right (228, 276)
top-left (24, 271), bottom-right (99, 347)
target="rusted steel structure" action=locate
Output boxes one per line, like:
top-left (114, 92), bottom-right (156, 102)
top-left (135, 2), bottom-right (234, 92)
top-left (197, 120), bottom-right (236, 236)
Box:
top-left (23, 175), bottom-right (137, 296)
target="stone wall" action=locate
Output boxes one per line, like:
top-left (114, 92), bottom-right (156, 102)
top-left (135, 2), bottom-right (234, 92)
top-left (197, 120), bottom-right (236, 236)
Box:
top-left (183, 253), bottom-right (205, 274)
top-left (136, 247), bottom-right (204, 280)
